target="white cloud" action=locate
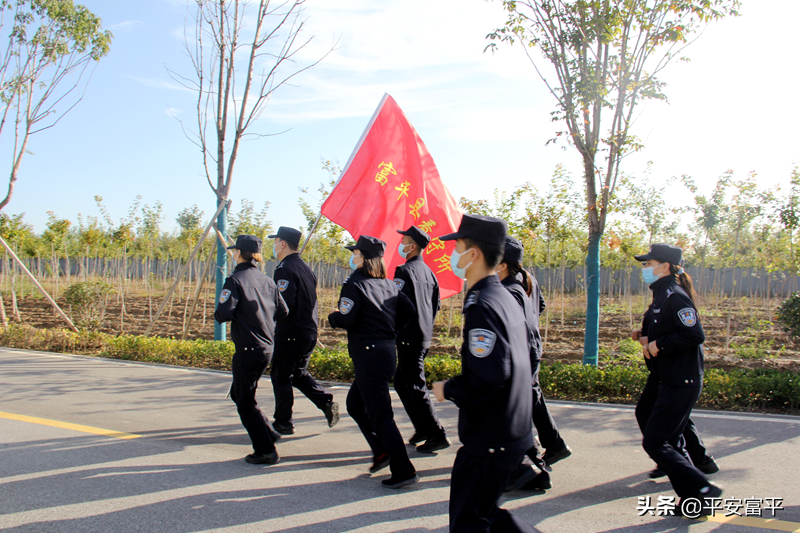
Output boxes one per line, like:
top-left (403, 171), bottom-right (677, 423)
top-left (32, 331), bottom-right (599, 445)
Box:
top-left (165, 106), bottom-right (182, 117)
top-left (108, 20), bottom-right (145, 33)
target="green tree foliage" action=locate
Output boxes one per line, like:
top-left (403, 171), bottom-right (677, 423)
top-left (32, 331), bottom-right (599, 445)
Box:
top-left (0, 0), bottom-right (112, 210)
top-left (227, 199), bottom-right (272, 242)
top-left (63, 280), bottom-right (115, 330)
top-left (486, 0), bottom-right (740, 365)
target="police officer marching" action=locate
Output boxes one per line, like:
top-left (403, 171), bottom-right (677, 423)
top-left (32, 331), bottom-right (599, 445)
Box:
top-left (214, 235), bottom-right (288, 465)
top-left (433, 215), bottom-right (538, 533)
top-left (269, 226), bottom-right (340, 435)
top-left (631, 243), bottom-right (722, 513)
top-left (394, 225), bottom-right (449, 453)
top-left (328, 235), bottom-right (418, 489)
top-left (498, 236), bottom-right (570, 492)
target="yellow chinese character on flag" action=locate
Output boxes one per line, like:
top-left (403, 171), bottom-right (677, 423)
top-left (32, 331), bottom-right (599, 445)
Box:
top-left (375, 161), bottom-right (396, 186)
top-left (395, 180), bottom-right (411, 201)
top-left (409, 198), bottom-right (426, 220)
top-left (418, 220), bottom-right (436, 233)
top-left (426, 237), bottom-right (445, 255)
top-left (434, 254), bottom-right (452, 274)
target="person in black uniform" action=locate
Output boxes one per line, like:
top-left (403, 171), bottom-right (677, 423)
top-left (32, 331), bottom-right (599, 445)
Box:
top-left (646, 418), bottom-right (718, 479)
top-left (631, 243), bottom-right (722, 512)
top-left (269, 226), bottom-right (339, 435)
top-left (214, 235), bottom-right (289, 465)
top-left (498, 236), bottom-right (569, 492)
top-left (328, 235), bottom-right (418, 489)
top-left (433, 215), bottom-right (537, 533)
top-left (393, 225), bottom-right (449, 454)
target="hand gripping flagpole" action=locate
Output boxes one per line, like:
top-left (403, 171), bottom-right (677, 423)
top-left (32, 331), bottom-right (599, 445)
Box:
top-left (299, 93), bottom-right (391, 255)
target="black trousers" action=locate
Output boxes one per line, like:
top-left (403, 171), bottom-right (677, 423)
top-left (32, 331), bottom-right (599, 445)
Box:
top-left (230, 345), bottom-right (277, 455)
top-left (346, 341), bottom-right (414, 477)
top-left (636, 376), bottom-right (708, 498)
top-left (527, 359), bottom-right (563, 464)
top-left (450, 447), bottom-right (539, 533)
top-left (270, 334), bottom-right (332, 426)
top-left (394, 342), bottom-right (445, 439)
top-left (635, 375), bottom-right (712, 466)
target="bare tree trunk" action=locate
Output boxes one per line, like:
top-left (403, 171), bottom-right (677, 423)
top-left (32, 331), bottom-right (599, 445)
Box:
top-left (0, 291), bottom-right (7, 327)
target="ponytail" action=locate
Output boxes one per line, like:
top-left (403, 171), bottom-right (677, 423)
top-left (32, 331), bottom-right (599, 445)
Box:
top-left (669, 263), bottom-right (697, 304)
top-left (508, 263), bottom-right (533, 297)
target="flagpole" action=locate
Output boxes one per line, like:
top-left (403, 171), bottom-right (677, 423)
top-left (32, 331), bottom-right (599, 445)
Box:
top-left (299, 93), bottom-right (392, 255)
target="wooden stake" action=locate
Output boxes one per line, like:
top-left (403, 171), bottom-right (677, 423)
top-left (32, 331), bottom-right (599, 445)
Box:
top-left (0, 234), bottom-right (78, 332)
top-left (144, 200), bottom-right (230, 336)
top-left (0, 291), bottom-right (7, 328)
top-left (181, 245), bottom-right (217, 340)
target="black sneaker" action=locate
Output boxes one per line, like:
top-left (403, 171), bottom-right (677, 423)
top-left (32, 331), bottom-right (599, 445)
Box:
top-left (324, 401), bottom-right (340, 428)
top-left (381, 470), bottom-right (419, 489)
top-left (649, 467), bottom-right (667, 479)
top-left (408, 432), bottom-right (428, 445)
top-left (245, 451), bottom-right (280, 465)
top-left (273, 423), bottom-right (295, 435)
top-left (543, 444), bottom-right (572, 466)
top-left (696, 457), bottom-right (719, 475)
top-left (369, 453), bottom-right (390, 473)
top-left (415, 436), bottom-right (451, 454)
top-left (520, 470), bottom-right (552, 491)
top-left (698, 482), bottom-right (723, 499)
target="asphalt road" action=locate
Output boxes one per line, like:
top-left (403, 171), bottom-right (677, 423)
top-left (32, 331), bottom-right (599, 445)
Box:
top-left (1, 347), bottom-right (799, 533)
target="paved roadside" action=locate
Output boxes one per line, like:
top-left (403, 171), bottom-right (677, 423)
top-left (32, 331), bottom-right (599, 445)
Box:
top-left (1, 347), bottom-right (799, 532)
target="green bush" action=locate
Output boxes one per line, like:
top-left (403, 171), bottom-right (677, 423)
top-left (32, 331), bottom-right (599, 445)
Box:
top-left (63, 281), bottom-right (116, 330)
top-left (308, 347), bottom-right (354, 382)
top-left (776, 292), bottom-right (800, 337)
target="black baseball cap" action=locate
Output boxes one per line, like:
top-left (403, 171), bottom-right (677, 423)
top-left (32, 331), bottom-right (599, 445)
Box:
top-left (503, 236), bottom-right (524, 265)
top-left (268, 226), bottom-right (302, 247)
top-left (227, 234), bottom-right (262, 253)
top-left (440, 214), bottom-right (507, 247)
top-left (634, 243), bottom-right (683, 265)
top-left (345, 235), bottom-right (386, 259)
top-left (396, 225), bottom-right (431, 250)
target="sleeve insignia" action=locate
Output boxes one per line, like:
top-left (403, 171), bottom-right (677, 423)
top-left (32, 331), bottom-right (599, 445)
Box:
top-left (468, 328), bottom-right (496, 358)
top-left (277, 279), bottom-right (289, 292)
top-left (677, 307), bottom-right (697, 327)
top-left (394, 279), bottom-right (405, 290)
top-left (219, 289), bottom-right (231, 304)
top-left (340, 297), bottom-right (355, 315)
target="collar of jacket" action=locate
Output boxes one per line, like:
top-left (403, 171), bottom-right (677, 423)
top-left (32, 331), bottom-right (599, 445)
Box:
top-left (406, 254), bottom-right (422, 264)
top-left (234, 261), bottom-right (257, 272)
top-left (469, 274), bottom-right (500, 294)
top-left (649, 274), bottom-right (676, 293)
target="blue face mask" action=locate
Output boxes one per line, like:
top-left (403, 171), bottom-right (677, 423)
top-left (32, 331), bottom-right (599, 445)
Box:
top-left (349, 255), bottom-right (362, 270)
top-left (642, 266), bottom-right (659, 285)
top-left (450, 248), bottom-right (474, 279)
top-left (398, 242), bottom-right (410, 259)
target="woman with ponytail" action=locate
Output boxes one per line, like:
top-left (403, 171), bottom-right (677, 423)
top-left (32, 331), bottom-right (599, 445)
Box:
top-left (630, 243), bottom-right (721, 513)
top-left (496, 236), bottom-right (570, 491)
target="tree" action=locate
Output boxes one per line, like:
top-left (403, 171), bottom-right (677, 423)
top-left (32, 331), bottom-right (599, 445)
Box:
top-left (487, 0), bottom-right (739, 364)
top-left (0, 0), bottom-right (111, 210)
top-left (169, 0), bottom-right (333, 341)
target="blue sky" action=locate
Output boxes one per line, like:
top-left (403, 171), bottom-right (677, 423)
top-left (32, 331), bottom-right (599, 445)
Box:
top-left (3, 0), bottom-right (799, 234)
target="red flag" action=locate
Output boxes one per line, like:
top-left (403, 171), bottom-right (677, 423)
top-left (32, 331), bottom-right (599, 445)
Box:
top-left (321, 94), bottom-right (463, 298)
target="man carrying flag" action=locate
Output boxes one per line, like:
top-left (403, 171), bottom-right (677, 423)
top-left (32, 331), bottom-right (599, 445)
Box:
top-left (394, 225), bottom-right (449, 453)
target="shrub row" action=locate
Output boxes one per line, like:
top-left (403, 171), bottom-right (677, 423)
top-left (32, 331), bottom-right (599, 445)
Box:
top-left (1, 324), bottom-right (798, 413)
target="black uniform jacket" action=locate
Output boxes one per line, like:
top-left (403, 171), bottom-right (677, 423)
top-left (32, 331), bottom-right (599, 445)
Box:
top-left (393, 255), bottom-right (441, 349)
top-left (328, 270), bottom-right (416, 348)
top-left (444, 275), bottom-right (533, 455)
top-left (528, 272), bottom-right (546, 360)
top-left (501, 275), bottom-right (540, 366)
top-left (273, 253), bottom-right (319, 340)
top-left (641, 275), bottom-right (705, 387)
top-left (214, 261), bottom-right (289, 350)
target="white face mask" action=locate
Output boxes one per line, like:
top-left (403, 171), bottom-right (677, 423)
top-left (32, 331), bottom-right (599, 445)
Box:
top-left (450, 248), bottom-right (474, 279)
top-left (398, 242), bottom-right (411, 259)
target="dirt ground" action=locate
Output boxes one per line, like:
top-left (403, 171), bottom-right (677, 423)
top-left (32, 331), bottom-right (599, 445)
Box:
top-left (7, 287), bottom-right (800, 373)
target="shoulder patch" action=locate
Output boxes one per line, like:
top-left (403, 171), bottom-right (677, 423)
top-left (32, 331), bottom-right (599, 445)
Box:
top-left (219, 289), bottom-right (231, 304)
top-left (343, 275), bottom-right (351, 284)
top-left (464, 290), bottom-right (480, 310)
top-left (277, 279), bottom-right (289, 292)
top-left (468, 328), bottom-right (496, 358)
top-left (340, 297), bottom-right (355, 315)
top-left (666, 288), bottom-right (674, 298)
top-left (677, 307), bottom-right (697, 327)
top-left (275, 262), bottom-right (285, 270)
top-left (394, 279), bottom-right (405, 290)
